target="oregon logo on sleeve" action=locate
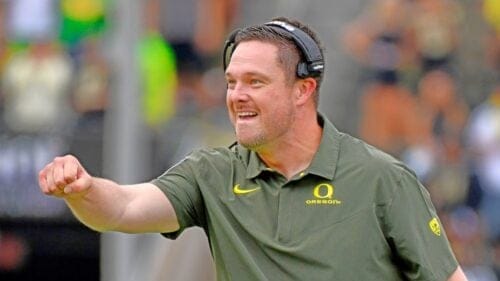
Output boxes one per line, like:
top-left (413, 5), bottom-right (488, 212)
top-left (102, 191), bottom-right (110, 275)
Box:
top-left (305, 183), bottom-right (342, 206)
top-left (428, 218), bottom-right (441, 236)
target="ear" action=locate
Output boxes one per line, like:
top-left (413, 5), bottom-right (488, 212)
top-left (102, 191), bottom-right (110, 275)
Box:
top-left (295, 77), bottom-right (317, 106)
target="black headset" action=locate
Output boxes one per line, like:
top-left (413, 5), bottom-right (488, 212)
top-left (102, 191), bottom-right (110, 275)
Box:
top-left (222, 20), bottom-right (324, 78)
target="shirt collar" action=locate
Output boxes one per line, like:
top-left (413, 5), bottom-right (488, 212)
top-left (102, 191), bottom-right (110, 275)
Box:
top-left (237, 112), bottom-right (341, 180)
top-left (307, 113), bottom-right (340, 180)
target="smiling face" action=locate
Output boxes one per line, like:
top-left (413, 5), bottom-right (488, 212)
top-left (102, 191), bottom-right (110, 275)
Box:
top-left (225, 40), bottom-right (298, 151)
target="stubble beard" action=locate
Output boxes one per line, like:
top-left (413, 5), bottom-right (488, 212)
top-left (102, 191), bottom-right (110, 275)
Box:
top-left (235, 125), bottom-right (267, 151)
top-left (235, 106), bottom-right (295, 151)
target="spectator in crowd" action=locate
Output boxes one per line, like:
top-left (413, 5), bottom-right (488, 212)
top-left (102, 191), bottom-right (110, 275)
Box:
top-left (58, 0), bottom-right (107, 47)
top-left (358, 79), bottom-right (420, 156)
top-left (149, 0), bottom-right (238, 113)
top-left (1, 40), bottom-right (72, 134)
top-left (343, 0), bottom-right (423, 158)
top-left (139, 1), bottom-right (178, 130)
top-left (443, 206), bottom-right (498, 281)
top-left (342, 0), bottom-right (416, 84)
top-left (406, 70), bottom-right (469, 209)
top-left (66, 37), bottom-right (109, 177)
top-left (408, 0), bottom-right (463, 73)
top-left (3, 0), bottom-right (58, 43)
top-left (466, 86), bottom-right (500, 242)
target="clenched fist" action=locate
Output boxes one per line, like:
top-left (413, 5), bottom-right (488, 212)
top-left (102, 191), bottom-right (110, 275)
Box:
top-left (38, 155), bottom-right (92, 198)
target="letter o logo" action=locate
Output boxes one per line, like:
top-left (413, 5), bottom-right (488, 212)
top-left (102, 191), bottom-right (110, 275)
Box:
top-left (313, 184), bottom-right (334, 199)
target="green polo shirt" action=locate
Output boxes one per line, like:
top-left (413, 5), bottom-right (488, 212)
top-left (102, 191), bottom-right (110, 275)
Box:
top-left (152, 114), bottom-right (458, 281)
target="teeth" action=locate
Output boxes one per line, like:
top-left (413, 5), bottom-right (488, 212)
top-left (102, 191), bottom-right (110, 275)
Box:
top-left (237, 112), bottom-right (257, 117)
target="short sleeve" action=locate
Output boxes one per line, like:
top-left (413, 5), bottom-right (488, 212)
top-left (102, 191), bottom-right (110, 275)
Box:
top-left (151, 157), bottom-right (206, 239)
top-left (384, 168), bottom-right (458, 281)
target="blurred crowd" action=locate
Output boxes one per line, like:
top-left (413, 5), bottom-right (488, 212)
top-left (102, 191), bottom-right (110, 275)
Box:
top-left (0, 0), bottom-right (236, 279)
top-left (0, 1), bottom-right (110, 278)
top-left (343, 0), bottom-right (500, 280)
top-left (0, 0), bottom-right (498, 280)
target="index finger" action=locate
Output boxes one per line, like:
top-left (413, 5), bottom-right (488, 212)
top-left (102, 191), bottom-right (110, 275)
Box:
top-left (63, 158), bottom-right (79, 184)
top-left (38, 167), bottom-right (49, 194)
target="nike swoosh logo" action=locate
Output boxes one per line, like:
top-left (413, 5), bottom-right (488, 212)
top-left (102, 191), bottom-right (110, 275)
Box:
top-left (233, 184), bottom-right (261, 195)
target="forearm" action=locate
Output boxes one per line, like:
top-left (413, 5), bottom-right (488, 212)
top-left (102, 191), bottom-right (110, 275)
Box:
top-left (39, 155), bottom-right (179, 234)
top-left (65, 179), bottom-right (179, 233)
top-left (64, 177), bottom-right (132, 232)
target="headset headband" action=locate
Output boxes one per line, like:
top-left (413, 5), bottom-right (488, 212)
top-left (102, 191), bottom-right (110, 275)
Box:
top-left (222, 20), bottom-right (324, 78)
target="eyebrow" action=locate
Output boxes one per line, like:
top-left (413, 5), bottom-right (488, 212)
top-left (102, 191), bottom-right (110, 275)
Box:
top-left (225, 71), bottom-right (268, 79)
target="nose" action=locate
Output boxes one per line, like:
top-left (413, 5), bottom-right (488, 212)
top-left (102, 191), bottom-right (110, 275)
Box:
top-left (227, 83), bottom-right (250, 103)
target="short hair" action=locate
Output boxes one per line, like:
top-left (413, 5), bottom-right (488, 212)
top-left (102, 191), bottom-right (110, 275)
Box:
top-left (231, 17), bottom-right (325, 107)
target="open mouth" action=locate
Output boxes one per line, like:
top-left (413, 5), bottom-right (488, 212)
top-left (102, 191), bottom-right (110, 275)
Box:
top-left (237, 111), bottom-right (258, 120)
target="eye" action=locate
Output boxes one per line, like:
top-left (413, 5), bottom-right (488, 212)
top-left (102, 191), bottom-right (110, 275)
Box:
top-left (226, 79), bottom-right (236, 90)
top-left (250, 79), bottom-right (263, 87)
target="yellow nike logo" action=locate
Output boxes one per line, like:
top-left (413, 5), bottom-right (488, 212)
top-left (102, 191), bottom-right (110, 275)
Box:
top-left (233, 184), bottom-right (261, 195)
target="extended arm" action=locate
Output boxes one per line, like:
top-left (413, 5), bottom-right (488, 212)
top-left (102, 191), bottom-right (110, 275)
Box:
top-left (38, 155), bottom-right (179, 233)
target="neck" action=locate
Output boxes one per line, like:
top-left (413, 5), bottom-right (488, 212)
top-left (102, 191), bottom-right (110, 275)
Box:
top-left (257, 112), bottom-right (323, 179)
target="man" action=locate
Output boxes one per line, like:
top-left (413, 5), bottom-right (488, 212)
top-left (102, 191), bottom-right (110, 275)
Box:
top-left (39, 17), bottom-right (468, 280)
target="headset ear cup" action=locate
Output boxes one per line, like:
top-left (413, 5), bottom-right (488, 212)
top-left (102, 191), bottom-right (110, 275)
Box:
top-left (297, 62), bottom-right (309, 78)
top-left (265, 21), bottom-right (324, 78)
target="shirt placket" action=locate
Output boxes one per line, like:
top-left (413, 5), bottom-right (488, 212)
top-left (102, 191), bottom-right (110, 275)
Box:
top-left (275, 181), bottom-right (294, 243)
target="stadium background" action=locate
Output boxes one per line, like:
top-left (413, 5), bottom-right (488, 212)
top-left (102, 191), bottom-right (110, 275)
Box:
top-left (0, 0), bottom-right (499, 280)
